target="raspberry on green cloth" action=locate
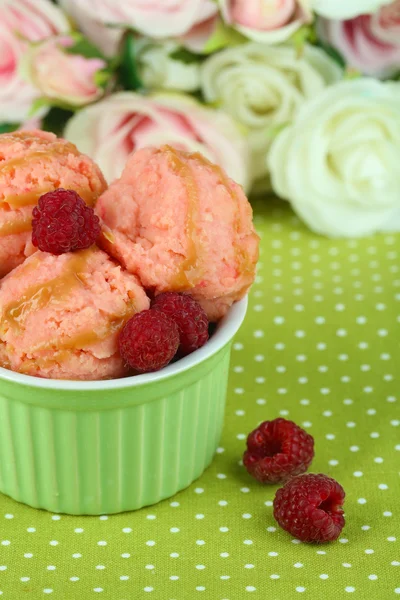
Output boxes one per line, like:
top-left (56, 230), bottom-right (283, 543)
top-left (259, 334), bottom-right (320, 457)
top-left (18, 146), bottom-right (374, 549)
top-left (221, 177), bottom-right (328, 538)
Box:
top-left (273, 473), bottom-right (346, 543)
top-left (243, 418), bottom-right (314, 483)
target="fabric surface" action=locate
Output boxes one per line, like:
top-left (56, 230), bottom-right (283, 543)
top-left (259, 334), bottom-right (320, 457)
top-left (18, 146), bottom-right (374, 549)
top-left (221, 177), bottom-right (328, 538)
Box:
top-left (0, 198), bottom-right (399, 599)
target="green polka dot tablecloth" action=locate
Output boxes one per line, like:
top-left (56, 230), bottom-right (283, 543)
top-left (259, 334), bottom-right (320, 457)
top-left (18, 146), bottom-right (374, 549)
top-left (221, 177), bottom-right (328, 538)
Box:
top-left (0, 199), bottom-right (399, 599)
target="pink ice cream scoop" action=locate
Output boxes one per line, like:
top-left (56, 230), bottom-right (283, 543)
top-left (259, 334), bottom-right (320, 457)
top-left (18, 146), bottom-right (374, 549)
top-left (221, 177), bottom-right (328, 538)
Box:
top-left (0, 247), bottom-right (149, 380)
top-left (96, 146), bottom-right (259, 321)
top-left (0, 130), bottom-right (107, 278)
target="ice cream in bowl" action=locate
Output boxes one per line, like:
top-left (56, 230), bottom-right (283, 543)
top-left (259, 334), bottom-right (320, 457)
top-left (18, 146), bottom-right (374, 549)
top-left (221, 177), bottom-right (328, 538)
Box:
top-left (0, 133), bottom-right (259, 515)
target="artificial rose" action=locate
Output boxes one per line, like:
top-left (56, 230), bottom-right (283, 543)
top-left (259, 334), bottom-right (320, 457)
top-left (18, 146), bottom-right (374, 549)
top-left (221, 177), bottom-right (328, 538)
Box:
top-left (218, 0), bottom-right (313, 44)
top-left (60, 0), bottom-right (218, 55)
top-left (21, 35), bottom-right (107, 107)
top-left (318, 1), bottom-right (400, 78)
top-left (313, 0), bottom-right (392, 19)
top-left (137, 41), bottom-right (201, 92)
top-left (268, 79), bottom-right (400, 238)
top-left (201, 42), bottom-right (341, 186)
top-left (64, 91), bottom-right (250, 190)
top-left (0, 0), bottom-right (69, 123)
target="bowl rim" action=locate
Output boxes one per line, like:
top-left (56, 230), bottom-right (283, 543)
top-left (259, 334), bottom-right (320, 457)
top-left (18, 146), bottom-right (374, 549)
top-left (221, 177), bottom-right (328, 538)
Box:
top-left (0, 297), bottom-right (248, 391)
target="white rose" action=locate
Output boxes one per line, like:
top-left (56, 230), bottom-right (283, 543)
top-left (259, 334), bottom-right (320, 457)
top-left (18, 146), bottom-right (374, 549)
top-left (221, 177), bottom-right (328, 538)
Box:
top-left (312, 0), bottom-right (392, 19)
top-left (201, 42), bottom-right (341, 186)
top-left (268, 79), bottom-right (400, 238)
top-left (64, 91), bottom-right (250, 190)
top-left (137, 41), bottom-right (200, 92)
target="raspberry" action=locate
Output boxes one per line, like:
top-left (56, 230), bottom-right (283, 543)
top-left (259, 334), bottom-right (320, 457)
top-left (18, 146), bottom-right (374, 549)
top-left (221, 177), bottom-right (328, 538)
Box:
top-left (32, 188), bottom-right (101, 255)
top-left (243, 418), bottom-right (314, 483)
top-left (119, 310), bottom-right (179, 373)
top-left (273, 473), bottom-right (345, 543)
top-left (152, 292), bottom-right (209, 356)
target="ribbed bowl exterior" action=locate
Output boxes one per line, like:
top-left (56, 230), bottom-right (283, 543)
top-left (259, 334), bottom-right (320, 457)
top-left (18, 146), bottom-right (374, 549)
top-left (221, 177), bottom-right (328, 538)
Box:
top-left (0, 343), bottom-right (231, 515)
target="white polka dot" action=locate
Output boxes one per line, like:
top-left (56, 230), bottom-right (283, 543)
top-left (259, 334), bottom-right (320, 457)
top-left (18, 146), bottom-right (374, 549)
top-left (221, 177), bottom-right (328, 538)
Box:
top-left (350, 446), bottom-right (360, 452)
top-left (292, 539), bottom-right (302, 544)
top-left (220, 575), bottom-right (230, 580)
top-left (345, 587), bottom-right (355, 593)
top-left (97, 541), bottom-right (107, 546)
top-left (122, 527), bottom-right (132, 533)
top-left (392, 561), bottom-right (400, 566)
top-left (294, 562), bottom-right (303, 568)
top-left (144, 587), bottom-right (153, 592)
top-left (196, 514), bottom-right (204, 520)
top-left (241, 487), bottom-right (250, 493)
top-left (120, 576), bottom-right (129, 581)
top-left (387, 536), bottom-right (396, 542)
top-left (170, 553), bottom-right (179, 557)
top-left (347, 421), bottom-right (356, 428)
top-left (237, 433), bottom-right (246, 440)
top-left (368, 575), bottom-right (378, 581)
top-left (246, 587), bottom-right (256, 592)
top-left (219, 527), bottom-right (229, 532)
top-left (74, 528), bottom-right (84, 533)
top-left (99, 516), bottom-right (108, 520)
top-left (256, 398), bottom-right (266, 405)
top-left (27, 528), bottom-right (36, 533)
top-left (320, 574), bottom-right (329, 580)
top-left (194, 488), bottom-right (204, 494)
top-left (121, 553), bottom-right (131, 557)
top-left (326, 434), bottom-right (335, 440)
top-left (339, 538), bottom-right (349, 544)
top-left (220, 552), bottom-right (229, 557)
top-left (342, 563), bottom-right (352, 568)
top-left (234, 343), bottom-right (243, 350)
top-left (267, 527), bottom-right (276, 532)
top-left (4, 514), bottom-right (13, 519)
top-left (43, 590), bottom-right (53, 594)
top-left (264, 501), bottom-right (273, 507)
top-left (169, 576), bottom-right (179, 581)
top-left (1, 541), bottom-right (10, 546)
top-left (243, 540), bottom-right (253, 545)
top-left (146, 514), bottom-right (156, 520)
top-left (358, 498), bottom-right (367, 505)
top-left (362, 526), bottom-right (371, 531)
top-left (270, 574), bottom-right (280, 579)
top-left (383, 511), bottom-right (392, 517)
top-left (24, 554), bottom-right (33, 558)
top-left (329, 460), bottom-right (339, 466)
top-left (21, 577), bottom-right (30, 582)
top-left (242, 513), bottom-right (252, 519)
top-left (245, 564), bottom-right (255, 569)
top-left (268, 552), bottom-right (278, 557)
top-left (296, 587), bottom-right (306, 593)
top-left (395, 588), bottom-right (400, 594)
top-left (47, 566), bottom-right (56, 571)
top-left (72, 553), bottom-right (81, 558)
top-left (196, 565), bottom-right (205, 570)
top-left (70, 577), bottom-right (79, 582)
top-left (353, 471), bottom-right (363, 477)
top-left (49, 540), bottom-right (58, 546)
top-left (96, 565), bottom-right (105, 570)
top-left (378, 484), bottom-right (388, 490)
top-left (365, 549), bottom-right (374, 554)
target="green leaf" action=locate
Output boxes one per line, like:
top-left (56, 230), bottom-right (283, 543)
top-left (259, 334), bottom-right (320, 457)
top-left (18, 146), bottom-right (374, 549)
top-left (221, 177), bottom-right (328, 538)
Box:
top-left (29, 97), bottom-right (51, 117)
top-left (317, 42), bottom-right (346, 68)
top-left (0, 123), bottom-right (19, 134)
top-left (42, 107), bottom-right (74, 137)
top-left (118, 31), bottom-right (143, 91)
top-left (203, 19), bottom-right (246, 54)
top-left (94, 68), bottom-right (112, 89)
top-left (292, 25), bottom-right (315, 57)
top-left (29, 96), bottom-right (81, 117)
top-left (169, 48), bottom-right (201, 65)
top-left (63, 33), bottom-right (106, 61)
top-left (344, 67), bottom-right (362, 80)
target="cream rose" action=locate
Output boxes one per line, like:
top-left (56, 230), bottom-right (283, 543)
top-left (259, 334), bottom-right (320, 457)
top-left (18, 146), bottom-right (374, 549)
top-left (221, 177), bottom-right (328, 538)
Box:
top-left (313, 0), bottom-right (392, 19)
top-left (219, 0), bottom-right (313, 44)
top-left (64, 91), bottom-right (250, 189)
top-left (60, 0), bottom-right (218, 55)
top-left (22, 35), bottom-right (107, 107)
top-left (137, 41), bottom-right (200, 92)
top-left (0, 0), bottom-right (69, 123)
top-left (201, 42), bottom-right (341, 185)
top-left (318, 1), bottom-right (400, 78)
top-left (268, 79), bottom-right (400, 238)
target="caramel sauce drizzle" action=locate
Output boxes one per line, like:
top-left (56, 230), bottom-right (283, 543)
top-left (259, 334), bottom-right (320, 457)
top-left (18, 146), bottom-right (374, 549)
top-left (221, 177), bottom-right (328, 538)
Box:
top-left (188, 151), bottom-right (254, 279)
top-left (161, 145), bottom-right (200, 291)
top-left (0, 249), bottom-right (138, 371)
top-left (0, 215), bottom-right (32, 237)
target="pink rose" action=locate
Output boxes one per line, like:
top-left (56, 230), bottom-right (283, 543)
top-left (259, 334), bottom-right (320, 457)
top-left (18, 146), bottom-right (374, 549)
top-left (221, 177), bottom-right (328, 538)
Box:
top-left (318, 0), bottom-right (400, 78)
top-left (64, 91), bottom-right (250, 190)
top-left (60, 0), bottom-right (218, 56)
top-left (22, 36), bottom-right (107, 107)
top-left (0, 0), bottom-right (69, 123)
top-left (219, 0), bottom-right (312, 43)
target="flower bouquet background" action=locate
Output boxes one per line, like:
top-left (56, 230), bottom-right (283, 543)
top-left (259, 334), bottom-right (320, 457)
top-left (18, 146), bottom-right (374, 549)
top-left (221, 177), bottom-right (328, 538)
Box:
top-left (2, 0), bottom-right (400, 238)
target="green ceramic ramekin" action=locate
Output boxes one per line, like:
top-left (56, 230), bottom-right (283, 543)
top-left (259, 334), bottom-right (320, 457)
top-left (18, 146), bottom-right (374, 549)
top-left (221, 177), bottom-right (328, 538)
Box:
top-left (0, 298), bottom-right (247, 515)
